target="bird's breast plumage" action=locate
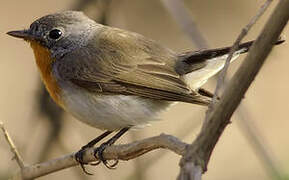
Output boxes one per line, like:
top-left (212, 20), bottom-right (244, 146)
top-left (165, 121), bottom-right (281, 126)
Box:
top-left (29, 41), bottom-right (63, 107)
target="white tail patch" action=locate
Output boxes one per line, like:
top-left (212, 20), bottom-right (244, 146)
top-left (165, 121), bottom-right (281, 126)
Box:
top-left (184, 49), bottom-right (246, 90)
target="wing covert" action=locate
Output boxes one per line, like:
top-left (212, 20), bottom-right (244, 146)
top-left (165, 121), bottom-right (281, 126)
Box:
top-left (55, 26), bottom-right (210, 105)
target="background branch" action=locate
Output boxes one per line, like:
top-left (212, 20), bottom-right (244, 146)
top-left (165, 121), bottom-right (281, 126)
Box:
top-left (178, 0), bottom-right (289, 179)
top-left (162, 0), bottom-right (284, 178)
top-left (211, 0), bottom-right (272, 103)
top-left (236, 106), bottom-right (284, 179)
top-left (160, 0), bottom-right (209, 49)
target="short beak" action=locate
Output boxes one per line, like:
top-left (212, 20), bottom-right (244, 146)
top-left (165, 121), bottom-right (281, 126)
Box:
top-left (7, 30), bottom-right (35, 40)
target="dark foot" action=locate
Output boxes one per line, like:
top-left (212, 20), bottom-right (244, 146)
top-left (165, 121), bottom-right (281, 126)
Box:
top-left (74, 130), bottom-right (113, 174)
top-left (198, 88), bottom-right (214, 98)
top-left (93, 142), bottom-right (119, 169)
top-left (91, 127), bottom-right (130, 169)
top-left (75, 128), bottom-right (129, 172)
top-left (198, 88), bottom-right (220, 100)
top-left (75, 147), bottom-right (94, 175)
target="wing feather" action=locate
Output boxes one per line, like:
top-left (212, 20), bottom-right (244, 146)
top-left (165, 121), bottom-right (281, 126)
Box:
top-left (55, 27), bottom-right (210, 105)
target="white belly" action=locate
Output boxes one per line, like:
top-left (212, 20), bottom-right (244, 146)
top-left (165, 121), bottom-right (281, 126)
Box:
top-left (60, 85), bottom-right (171, 131)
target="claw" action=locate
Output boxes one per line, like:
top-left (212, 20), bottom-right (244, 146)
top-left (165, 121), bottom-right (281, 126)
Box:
top-left (90, 160), bottom-right (101, 166)
top-left (75, 128), bottom-right (129, 173)
top-left (80, 163), bottom-right (93, 175)
top-left (93, 143), bottom-right (119, 169)
top-left (75, 148), bottom-right (86, 165)
top-left (103, 159), bottom-right (119, 169)
top-left (75, 148), bottom-right (93, 175)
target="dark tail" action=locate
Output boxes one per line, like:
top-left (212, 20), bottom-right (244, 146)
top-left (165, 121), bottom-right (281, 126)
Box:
top-left (181, 38), bottom-right (285, 65)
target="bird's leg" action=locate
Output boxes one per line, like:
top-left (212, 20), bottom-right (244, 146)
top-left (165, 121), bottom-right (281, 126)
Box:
top-left (198, 88), bottom-right (214, 98)
top-left (94, 127), bottom-right (130, 169)
top-left (75, 130), bottom-right (112, 175)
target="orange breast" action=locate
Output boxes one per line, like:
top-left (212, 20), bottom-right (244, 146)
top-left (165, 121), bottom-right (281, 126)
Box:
top-left (29, 41), bottom-right (63, 107)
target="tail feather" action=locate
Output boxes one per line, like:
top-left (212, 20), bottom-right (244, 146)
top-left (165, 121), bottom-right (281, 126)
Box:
top-left (182, 38), bottom-right (285, 65)
top-left (178, 38), bottom-right (285, 90)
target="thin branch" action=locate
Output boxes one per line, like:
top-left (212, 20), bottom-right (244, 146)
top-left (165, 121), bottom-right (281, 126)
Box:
top-left (0, 121), bottom-right (25, 169)
top-left (211, 0), bottom-right (272, 105)
top-left (160, 0), bottom-right (209, 49)
top-left (178, 0), bottom-right (289, 179)
top-left (163, 0), bottom-right (283, 177)
top-left (192, 1), bottom-right (274, 177)
top-left (128, 117), bottom-right (202, 179)
top-left (208, 0), bottom-right (282, 177)
top-left (128, 131), bottom-right (146, 180)
top-left (161, 3), bottom-right (282, 176)
top-left (12, 134), bottom-right (187, 179)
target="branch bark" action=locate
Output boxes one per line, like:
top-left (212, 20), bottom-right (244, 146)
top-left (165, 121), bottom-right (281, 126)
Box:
top-left (212, 0), bottom-right (272, 103)
top-left (178, 0), bottom-right (289, 179)
top-left (0, 122), bottom-right (25, 169)
top-left (11, 134), bottom-right (187, 179)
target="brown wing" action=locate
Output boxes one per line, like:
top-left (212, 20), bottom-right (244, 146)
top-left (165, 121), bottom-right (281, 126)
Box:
top-left (55, 27), bottom-right (211, 105)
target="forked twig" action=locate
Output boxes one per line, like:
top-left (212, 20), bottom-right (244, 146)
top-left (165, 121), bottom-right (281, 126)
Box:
top-left (178, 0), bottom-right (289, 179)
top-left (211, 0), bottom-right (273, 105)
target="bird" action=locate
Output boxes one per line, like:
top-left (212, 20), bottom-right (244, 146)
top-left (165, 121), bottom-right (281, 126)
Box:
top-left (7, 11), bottom-right (284, 173)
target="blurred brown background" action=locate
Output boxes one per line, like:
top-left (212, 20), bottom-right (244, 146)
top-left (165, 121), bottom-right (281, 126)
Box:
top-left (0, 0), bottom-right (288, 180)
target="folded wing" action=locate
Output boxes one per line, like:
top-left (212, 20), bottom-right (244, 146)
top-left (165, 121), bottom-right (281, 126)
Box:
top-left (55, 27), bottom-right (211, 105)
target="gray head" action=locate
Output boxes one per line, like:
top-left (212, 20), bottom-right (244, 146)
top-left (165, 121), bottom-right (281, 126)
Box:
top-left (7, 11), bottom-right (99, 58)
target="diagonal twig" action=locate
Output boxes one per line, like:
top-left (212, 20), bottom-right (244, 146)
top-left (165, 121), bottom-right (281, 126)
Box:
top-left (0, 121), bottom-right (25, 169)
top-left (166, 0), bottom-right (283, 178)
top-left (178, 0), bottom-right (289, 179)
top-left (211, 0), bottom-right (273, 105)
top-left (127, 116), bottom-right (202, 179)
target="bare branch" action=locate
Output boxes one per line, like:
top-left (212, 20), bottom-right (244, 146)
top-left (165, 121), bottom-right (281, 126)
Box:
top-left (12, 134), bottom-right (187, 179)
top-left (0, 121), bottom-right (25, 169)
top-left (211, 0), bottom-right (272, 104)
top-left (128, 117), bottom-right (202, 179)
top-left (160, 0), bottom-right (209, 49)
top-left (161, 4), bottom-right (282, 176)
top-left (178, 0), bottom-right (289, 179)
top-left (165, 0), bottom-right (283, 177)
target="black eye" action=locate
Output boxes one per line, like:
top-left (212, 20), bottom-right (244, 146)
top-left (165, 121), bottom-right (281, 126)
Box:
top-left (48, 29), bottom-right (62, 40)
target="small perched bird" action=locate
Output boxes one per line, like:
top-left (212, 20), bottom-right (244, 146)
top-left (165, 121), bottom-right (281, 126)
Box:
top-left (7, 11), bottom-right (284, 172)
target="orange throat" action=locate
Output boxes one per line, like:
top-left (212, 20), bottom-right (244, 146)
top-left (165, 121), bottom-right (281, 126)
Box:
top-left (29, 41), bottom-right (63, 106)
